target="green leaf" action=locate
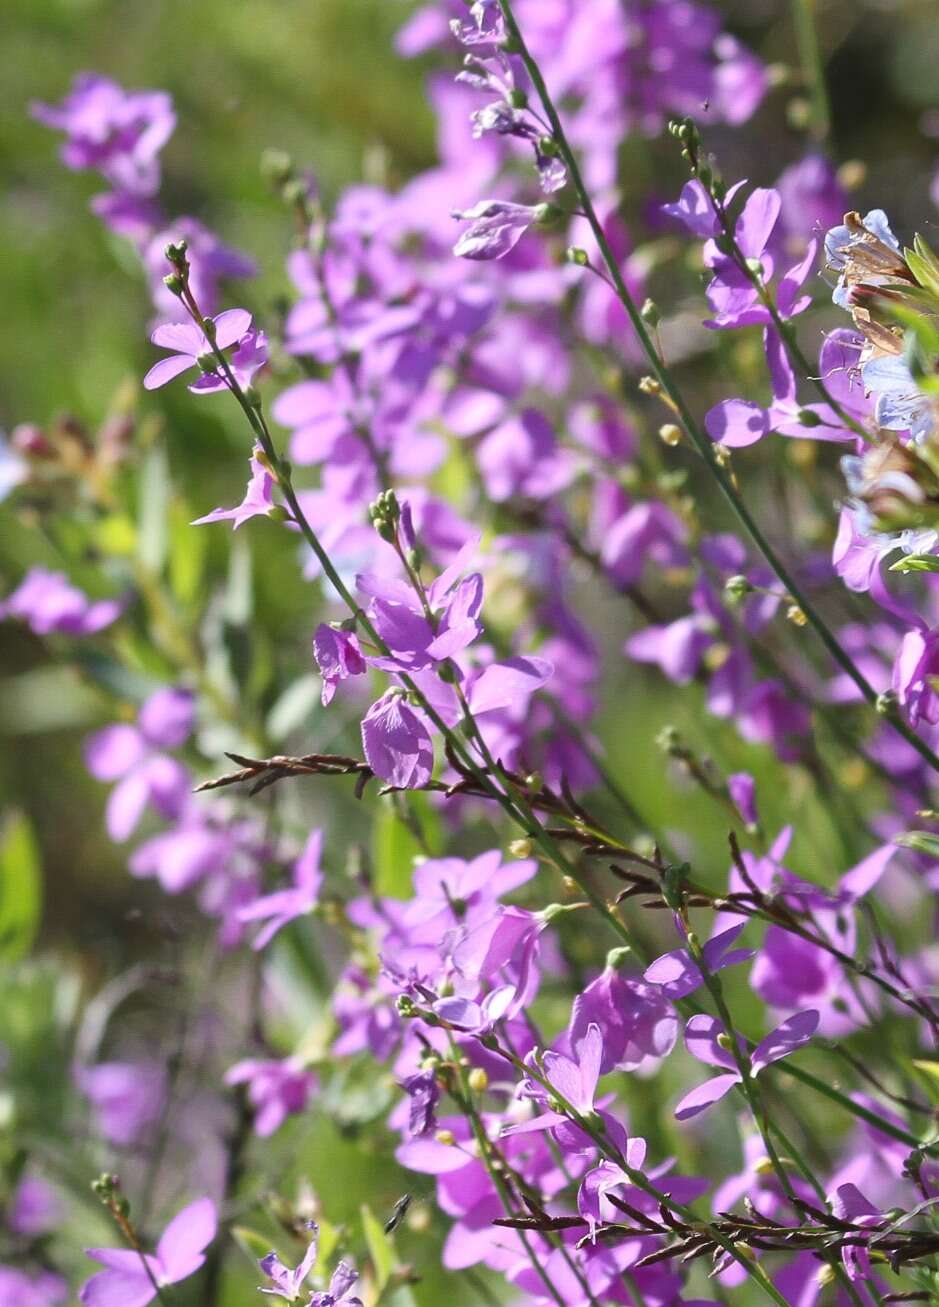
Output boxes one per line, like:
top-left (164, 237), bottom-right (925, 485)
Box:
top-left (266, 675), bottom-right (321, 742)
top-left (889, 554), bottom-right (939, 574)
top-left (911, 1060), bottom-right (939, 1108)
top-left (93, 513), bottom-right (137, 558)
top-left (231, 1225), bottom-right (275, 1265)
top-left (371, 805), bottom-right (422, 899)
top-left (0, 812), bottom-right (41, 961)
top-left (137, 443), bottom-right (171, 573)
top-left (895, 831), bottom-right (939, 858)
top-left (169, 499), bottom-right (207, 607)
top-left (361, 1204), bottom-right (395, 1296)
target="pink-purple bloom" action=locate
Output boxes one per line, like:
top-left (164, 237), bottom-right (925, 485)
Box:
top-left (1, 569), bottom-right (122, 637)
top-left (238, 829), bottom-right (325, 949)
top-left (79, 1196), bottom-right (216, 1307)
top-left (143, 309), bottom-right (259, 392)
top-left (225, 1056), bottom-right (318, 1137)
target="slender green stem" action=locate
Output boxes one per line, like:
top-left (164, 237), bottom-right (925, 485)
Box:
top-left (497, 0), bottom-right (939, 781)
top-left (791, 0), bottom-right (832, 143)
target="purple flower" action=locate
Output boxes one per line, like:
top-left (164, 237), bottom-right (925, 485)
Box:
top-left (192, 443), bottom-right (278, 529)
top-left (310, 1262), bottom-right (363, 1307)
top-left (8, 1175), bottom-right (61, 1238)
top-left (143, 309), bottom-right (254, 392)
top-left (401, 1068), bottom-right (442, 1138)
top-left (32, 73), bottom-right (175, 196)
top-left (674, 1010), bottom-right (819, 1121)
top-left (361, 691), bottom-right (434, 789)
top-left (224, 1056), bottom-right (317, 1137)
top-left (257, 1222), bottom-right (320, 1301)
top-left (79, 1196), bottom-right (216, 1307)
top-left (452, 200), bottom-right (545, 261)
top-left (238, 829), bottom-right (325, 950)
top-left (0, 568), bottom-right (122, 636)
top-left (893, 626), bottom-right (939, 726)
top-left (84, 688), bottom-right (193, 841)
top-left (706, 329), bottom-right (864, 449)
top-left (831, 1184), bottom-right (884, 1283)
top-left (313, 625), bottom-right (367, 705)
top-left (360, 540), bottom-right (484, 674)
top-left (643, 923), bottom-right (754, 1002)
top-left (698, 187), bottom-right (818, 329)
top-left (0, 1266), bottom-right (67, 1307)
top-left (77, 1061), bottom-right (166, 1147)
top-left (568, 966), bottom-right (678, 1074)
top-left (727, 771), bottom-right (759, 829)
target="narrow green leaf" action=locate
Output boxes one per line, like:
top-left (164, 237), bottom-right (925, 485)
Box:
top-left (169, 499), bottom-right (207, 606)
top-left (889, 554), bottom-right (939, 574)
top-left (895, 830), bottom-right (939, 858)
top-left (371, 806), bottom-right (422, 899)
top-left (231, 1225), bottom-right (276, 1265)
top-left (266, 675), bottom-right (321, 742)
top-left (361, 1204), bottom-right (394, 1296)
top-left (137, 443), bottom-right (170, 573)
top-left (0, 811), bottom-right (42, 961)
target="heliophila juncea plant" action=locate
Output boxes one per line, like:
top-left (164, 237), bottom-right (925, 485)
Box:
top-left (4, 3), bottom-right (939, 1306)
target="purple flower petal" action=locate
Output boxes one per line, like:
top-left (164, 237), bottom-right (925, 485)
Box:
top-left (750, 1009), bottom-right (819, 1076)
top-left (674, 1073), bottom-right (741, 1121)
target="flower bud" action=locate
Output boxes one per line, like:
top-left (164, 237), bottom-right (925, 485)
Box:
top-left (786, 603), bottom-right (807, 627)
top-left (876, 690), bottom-right (898, 716)
top-left (162, 272), bottom-right (184, 297)
top-left (640, 297), bottom-right (661, 327)
top-left (508, 838), bottom-right (533, 859)
top-left (659, 423), bottom-right (682, 446)
top-left (566, 246), bottom-right (589, 266)
top-left (533, 202), bottom-right (564, 229)
top-left (434, 1129), bottom-right (456, 1146)
top-left (164, 239), bottom-right (188, 265)
top-left (467, 1068), bottom-right (489, 1093)
top-left (724, 574), bottom-right (753, 603)
top-left (638, 375), bottom-right (662, 396)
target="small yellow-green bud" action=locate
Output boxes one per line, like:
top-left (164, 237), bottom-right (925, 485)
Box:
top-left (434, 1129), bottom-right (456, 1146)
top-left (724, 574), bottom-right (752, 603)
top-left (467, 1067), bottom-right (489, 1093)
top-left (786, 603), bottom-right (807, 627)
top-left (508, 838), bottom-right (533, 859)
top-left (659, 423), bottom-right (682, 446)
